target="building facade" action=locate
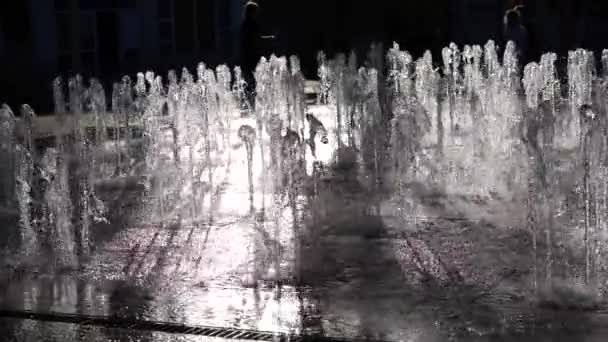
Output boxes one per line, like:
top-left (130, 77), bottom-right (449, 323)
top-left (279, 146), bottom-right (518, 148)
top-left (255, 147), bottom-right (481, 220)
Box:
top-left (40, 0), bottom-right (244, 77)
top-left (1, 0), bottom-right (607, 112)
top-left (0, 0), bottom-right (246, 112)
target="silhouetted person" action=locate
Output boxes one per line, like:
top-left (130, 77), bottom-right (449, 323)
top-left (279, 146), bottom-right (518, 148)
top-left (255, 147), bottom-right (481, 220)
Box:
top-left (514, 4), bottom-right (536, 62)
top-left (240, 2), bottom-right (262, 94)
top-left (240, 1), bottom-right (276, 103)
top-left (503, 9), bottom-right (529, 63)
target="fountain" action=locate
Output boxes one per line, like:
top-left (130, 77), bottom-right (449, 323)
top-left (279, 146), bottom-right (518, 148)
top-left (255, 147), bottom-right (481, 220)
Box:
top-left (2, 40), bottom-right (608, 340)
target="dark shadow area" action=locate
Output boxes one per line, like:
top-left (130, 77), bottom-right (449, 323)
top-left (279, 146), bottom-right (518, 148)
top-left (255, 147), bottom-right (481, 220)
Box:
top-left (4, 0), bottom-right (607, 113)
top-left (288, 102), bottom-right (608, 339)
top-left (0, 214), bottom-right (18, 255)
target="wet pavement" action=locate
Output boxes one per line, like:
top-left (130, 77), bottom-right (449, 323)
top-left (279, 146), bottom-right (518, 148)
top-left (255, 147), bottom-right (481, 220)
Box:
top-left (2, 106), bottom-right (608, 341)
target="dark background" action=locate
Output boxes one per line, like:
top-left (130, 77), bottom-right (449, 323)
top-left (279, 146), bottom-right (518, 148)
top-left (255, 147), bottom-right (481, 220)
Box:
top-left (0, 0), bottom-right (605, 113)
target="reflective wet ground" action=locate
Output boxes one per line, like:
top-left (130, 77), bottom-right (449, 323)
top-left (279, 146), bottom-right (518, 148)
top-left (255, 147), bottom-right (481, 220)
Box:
top-left (2, 106), bottom-right (608, 341)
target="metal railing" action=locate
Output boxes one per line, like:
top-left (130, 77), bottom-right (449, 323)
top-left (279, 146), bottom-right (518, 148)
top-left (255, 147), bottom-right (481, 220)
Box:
top-left (0, 309), bottom-right (383, 342)
top-left (15, 81), bottom-right (321, 140)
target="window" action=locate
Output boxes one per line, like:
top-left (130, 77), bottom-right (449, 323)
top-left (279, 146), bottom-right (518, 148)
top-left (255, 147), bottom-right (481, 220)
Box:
top-left (158, 0), bottom-right (217, 56)
top-left (159, 0), bottom-right (171, 19)
top-left (0, 1), bottom-right (31, 43)
top-left (56, 11), bottom-right (73, 51)
top-left (159, 21), bottom-right (173, 41)
top-left (80, 13), bottom-right (96, 50)
top-left (217, 0), bottom-right (230, 30)
top-left (197, 0), bottom-right (216, 50)
top-left (81, 51), bottom-right (96, 75)
top-left (80, 0), bottom-right (136, 10)
top-left (58, 53), bottom-right (72, 73)
top-left (55, 0), bottom-right (68, 10)
top-left (80, 0), bottom-right (99, 9)
top-left (160, 42), bottom-right (173, 57)
top-left (58, 0), bottom-right (136, 10)
top-left (56, 12), bottom-right (97, 57)
top-left (590, 1), bottom-right (608, 13)
top-left (174, 0), bottom-right (194, 53)
top-left (96, 11), bottom-right (118, 75)
top-left (55, 5), bottom-right (99, 75)
top-left (548, 0), bottom-right (558, 11)
top-left (158, 0), bottom-right (174, 57)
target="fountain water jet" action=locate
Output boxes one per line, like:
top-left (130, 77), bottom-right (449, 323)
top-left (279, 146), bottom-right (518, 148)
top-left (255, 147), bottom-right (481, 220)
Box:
top-left (2, 40), bottom-right (608, 314)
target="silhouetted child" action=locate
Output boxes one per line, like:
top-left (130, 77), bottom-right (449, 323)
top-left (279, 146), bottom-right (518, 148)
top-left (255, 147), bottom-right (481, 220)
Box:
top-left (305, 113), bottom-right (328, 159)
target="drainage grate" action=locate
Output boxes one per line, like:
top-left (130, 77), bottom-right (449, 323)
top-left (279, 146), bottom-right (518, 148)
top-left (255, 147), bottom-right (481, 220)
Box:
top-left (0, 309), bottom-right (383, 341)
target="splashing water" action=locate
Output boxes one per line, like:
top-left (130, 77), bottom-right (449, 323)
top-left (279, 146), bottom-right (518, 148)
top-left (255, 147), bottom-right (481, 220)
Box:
top-left (2, 40), bottom-right (608, 305)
